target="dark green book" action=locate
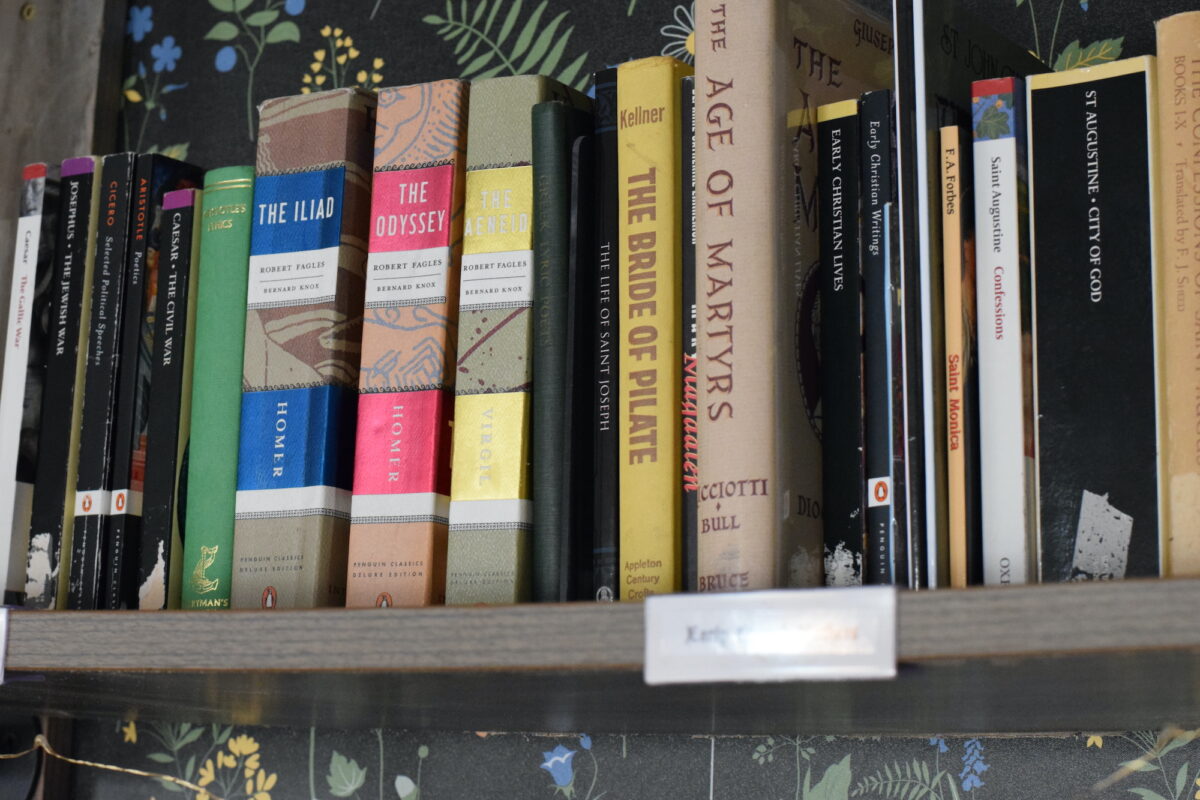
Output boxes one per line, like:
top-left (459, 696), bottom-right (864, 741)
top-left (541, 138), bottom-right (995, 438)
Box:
top-left (180, 166), bottom-right (255, 610)
top-left (531, 99), bottom-right (593, 602)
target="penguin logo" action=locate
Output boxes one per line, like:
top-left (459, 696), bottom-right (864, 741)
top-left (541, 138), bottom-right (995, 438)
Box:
top-left (261, 586), bottom-right (277, 609)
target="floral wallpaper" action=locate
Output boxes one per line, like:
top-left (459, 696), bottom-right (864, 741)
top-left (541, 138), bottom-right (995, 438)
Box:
top-left (55, 719), bottom-right (1200, 800)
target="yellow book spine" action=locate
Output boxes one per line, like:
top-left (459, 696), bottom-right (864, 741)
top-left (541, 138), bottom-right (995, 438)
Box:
top-left (617, 56), bottom-right (692, 601)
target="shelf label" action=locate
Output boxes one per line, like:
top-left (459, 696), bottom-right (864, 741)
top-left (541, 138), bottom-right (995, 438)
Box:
top-left (643, 587), bottom-right (897, 684)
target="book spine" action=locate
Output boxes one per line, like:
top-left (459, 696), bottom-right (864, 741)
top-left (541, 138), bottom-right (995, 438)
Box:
top-left (680, 74), bottom-right (698, 594)
top-left (1027, 60), bottom-right (1163, 580)
top-left (564, 133), bottom-right (597, 599)
top-left (347, 79), bottom-right (466, 609)
top-left (940, 125), bottom-right (969, 587)
top-left (972, 78), bottom-right (1034, 585)
top-left (68, 152), bottom-right (136, 609)
top-left (532, 101), bottom-right (593, 601)
top-left (0, 164), bottom-right (57, 603)
top-left (26, 156), bottom-right (99, 609)
top-left (103, 154), bottom-right (203, 609)
top-left (138, 189), bottom-right (201, 609)
top-left (616, 56), bottom-right (689, 601)
top-left (591, 67), bottom-right (620, 602)
top-left (179, 166), bottom-right (255, 610)
top-left (446, 75), bottom-right (587, 604)
top-left (233, 87), bottom-right (374, 609)
top-left (818, 101), bottom-right (865, 587)
top-left (1156, 13), bottom-right (1200, 576)
top-left (860, 90), bottom-right (904, 585)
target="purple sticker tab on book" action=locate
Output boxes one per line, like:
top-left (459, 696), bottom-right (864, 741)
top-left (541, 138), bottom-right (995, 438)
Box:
top-left (61, 157), bottom-right (95, 177)
top-left (163, 188), bottom-right (195, 210)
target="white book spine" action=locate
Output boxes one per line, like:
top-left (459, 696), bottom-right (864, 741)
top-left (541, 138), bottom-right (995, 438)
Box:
top-left (0, 199), bottom-right (43, 594)
top-left (973, 132), bottom-right (1032, 585)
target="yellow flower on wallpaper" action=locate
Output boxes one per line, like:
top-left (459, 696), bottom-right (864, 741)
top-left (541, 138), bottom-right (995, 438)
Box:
top-left (1086, 735), bottom-right (1103, 748)
top-left (245, 768), bottom-right (278, 800)
top-left (244, 751), bottom-right (262, 777)
top-left (301, 25), bottom-right (384, 92)
top-left (121, 721), bottom-right (137, 743)
top-left (228, 734), bottom-right (260, 757)
top-left (198, 758), bottom-right (216, 787)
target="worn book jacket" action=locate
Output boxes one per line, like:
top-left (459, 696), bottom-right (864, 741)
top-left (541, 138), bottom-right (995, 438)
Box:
top-left (347, 80), bottom-right (467, 609)
top-left (180, 166), bottom-right (255, 610)
top-left (695, 0), bottom-right (891, 591)
top-left (25, 156), bottom-right (98, 609)
top-left (1028, 59), bottom-right (1165, 581)
top-left (1156, 12), bottom-right (1200, 577)
top-left (445, 75), bottom-right (589, 605)
top-left (232, 87), bottom-right (375, 609)
top-left (0, 164), bottom-right (57, 604)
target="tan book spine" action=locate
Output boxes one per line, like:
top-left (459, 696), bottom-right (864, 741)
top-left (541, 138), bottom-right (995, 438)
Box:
top-left (941, 126), bottom-right (968, 588)
top-left (1157, 13), bottom-right (1200, 576)
top-left (695, 0), bottom-right (892, 590)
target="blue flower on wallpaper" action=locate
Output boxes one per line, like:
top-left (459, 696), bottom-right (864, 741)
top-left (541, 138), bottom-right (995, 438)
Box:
top-left (215, 45), bottom-right (237, 72)
top-left (127, 5), bottom-right (153, 42)
top-left (151, 36), bottom-right (181, 72)
top-left (285, 0), bottom-right (306, 14)
top-left (959, 738), bottom-right (989, 791)
top-left (1080, 0), bottom-right (1089, 8)
top-left (541, 745), bottom-right (576, 788)
top-left (929, 737), bottom-right (948, 754)
top-left (579, 735), bottom-right (592, 751)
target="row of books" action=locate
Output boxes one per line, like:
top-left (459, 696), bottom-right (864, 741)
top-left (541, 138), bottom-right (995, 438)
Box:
top-left (4, 0), bottom-right (1196, 610)
top-left (815, 10), bottom-right (1200, 588)
top-left (3, 53), bottom-right (708, 610)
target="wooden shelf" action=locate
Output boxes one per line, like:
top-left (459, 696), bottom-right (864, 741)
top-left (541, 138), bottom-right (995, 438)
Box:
top-left (3, 578), bottom-right (1200, 733)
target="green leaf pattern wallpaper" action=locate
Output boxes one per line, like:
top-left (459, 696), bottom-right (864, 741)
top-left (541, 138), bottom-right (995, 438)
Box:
top-left (85, 0), bottom-right (1200, 798)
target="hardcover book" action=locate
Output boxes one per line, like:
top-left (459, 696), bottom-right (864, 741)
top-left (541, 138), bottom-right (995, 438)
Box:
top-left (138, 188), bottom-right (201, 609)
top-left (532, 99), bottom-right (594, 602)
top-left (1028, 58), bottom-right (1164, 580)
top-left (104, 153), bottom-right (202, 609)
top-left (232, 87), bottom-right (375, 609)
top-left (817, 100), bottom-right (865, 587)
top-left (179, 166), bottom-right (255, 610)
top-left (694, 0), bottom-right (891, 592)
top-left (940, 124), bottom-right (983, 587)
top-left (346, 80), bottom-right (467, 609)
top-left (1156, 12), bottom-right (1200, 576)
top-left (445, 75), bottom-right (589, 605)
top-left (25, 156), bottom-right (99, 609)
top-left (68, 152), bottom-right (137, 609)
top-left (590, 67), bottom-right (620, 602)
top-left (616, 55), bottom-right (692, 601)
top-left (860, 89), bottom-right (907, 586)
top-left (0, 164), bottom-right (58, 603)
top-left (971, 77), bottom-right (1035, 585)
top-left (892, 0), bottom-right (1046, 585)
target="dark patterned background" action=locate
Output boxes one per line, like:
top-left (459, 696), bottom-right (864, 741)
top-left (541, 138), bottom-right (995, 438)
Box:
top-left (25, 0), bottom-right (1196, 797)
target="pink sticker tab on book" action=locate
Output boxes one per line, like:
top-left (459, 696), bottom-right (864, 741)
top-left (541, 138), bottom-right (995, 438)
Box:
top-left (370, 164), bottom-right (455, 253)
top-left (353, 389), bottom-right (451, 497)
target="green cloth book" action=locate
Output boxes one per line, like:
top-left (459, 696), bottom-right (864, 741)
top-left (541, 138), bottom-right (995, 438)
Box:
top-left (179, 167), bottom-right (254, 609)
top-left (531, 100), bottom-right (592, 602)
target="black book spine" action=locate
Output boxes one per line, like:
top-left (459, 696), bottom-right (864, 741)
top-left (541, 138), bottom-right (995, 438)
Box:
top-left (68, 153), bottom-right (136, 610)
top-left (563, 133), bottom-right (596, 601)
top-left (139, 190), bottom-right (198, 609)
top-left (860, 91), bottom-right (906, 585)
top-left (680, 75), bottom-right (698, 593)
top-left (1029, 68), bottom-right (1159, 580)
top-left (591, 67), bottom-right (619, 602)
top-left (26, 163), bottom-right (94, 609)
top-left (104, 154), bottom-right (203, 609)
top-left (818, 102), bottom-right (865, 586)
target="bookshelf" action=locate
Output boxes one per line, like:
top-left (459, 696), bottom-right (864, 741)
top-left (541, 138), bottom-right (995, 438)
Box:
top-left (3, 578), bottom-right (1200, 733)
